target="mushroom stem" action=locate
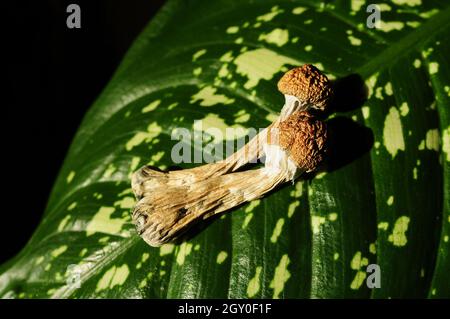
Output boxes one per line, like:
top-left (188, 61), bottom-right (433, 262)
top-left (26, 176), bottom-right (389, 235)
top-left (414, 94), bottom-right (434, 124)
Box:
top-left (133, 167), bottom-right (291, 247)
top-left (132, 111), bottom-right (328, 247)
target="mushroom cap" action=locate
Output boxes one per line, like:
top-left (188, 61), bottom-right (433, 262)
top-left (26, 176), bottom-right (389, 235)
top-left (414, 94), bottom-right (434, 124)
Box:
top-left (277, 64), bottom-right (333, 111)
top-left (270, 111), bottom-right (328, 172)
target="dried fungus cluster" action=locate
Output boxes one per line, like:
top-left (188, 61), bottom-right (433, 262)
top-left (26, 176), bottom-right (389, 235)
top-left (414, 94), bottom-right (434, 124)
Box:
top-left (131, 64), bottom-right (333, 247)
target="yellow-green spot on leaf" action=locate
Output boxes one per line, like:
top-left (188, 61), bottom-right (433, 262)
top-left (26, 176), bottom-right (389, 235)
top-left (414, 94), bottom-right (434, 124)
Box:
top-left (242, 213), bottom-right (254, 229)
top-left (226, 26), bottom-right (239, 34)
top-left (311, 216), bottom-right (326, 234)
top-left (216, 251), bottom-right (228, 264)
top-left (66, 171), bottom-right (75, 183)
top-left (375, 87), bottom-right (384, 100)
top-left (51, 245), bottom-right (68, 258)
top-left (142, 100), bottom-right (161, 113)
top-left (407, 21), bottom-right (421, 28)
top-left (96, 264), bottom-right (130, 292)
top-left (99, 236), bottom-right (109, 244)
top-left (114, 196), bottom-right (135, 210)
top-left (148, 151), bottom-right (165, 166)
top-left (378, 221), bottom-right (389, 231)
top-left (218, 64), bottom-right (230, 79)
top-left (126, 122), bottom-right (162, 151)
top-left (129, 157), bottom-right (140, 176)
top-left (425, 129), bottom-right (440, 151)
top-left (142, 253), bottom-right (150, 263)
top-left (420, 8), bottom-right (439, 19)
top-left (35, 256), bottom-right (45, 265)
top-left (351, 0), bottom-right (365, 12)
top-left (194, 244), bottom-right (200, 251)
top-left (418, 139), bottom-right (425, 150)
top-left (94, 192), bottom-right (103, 199)
top-left (351, 251), bottom-right (368, 270)
top-left (420, 268), bottom-right (425, 278)
top-left (328, 213), bottom-right (338, 221)
top-left (443, 126), bottom-right (450, 161)
top-left (429, 62), bottom-right (439, 75)
top-left (444, 235), bottom-right (449, 243)
top-left (270, 218), bottom-right (285, 243)
top-left (291, 37), bottom-right (298, 44)
top-left (233, 48), bottom-right (300, 89)
top-left (256, 6), bottom-right (283, 22)
top-left (45, 263), bottom-right (51, 271)
top-left (247, 266), bottom-right (262, 297)
top-left (160, 244), bottom-right (174, 256)
top-left (190, 86), bottom-right (235, 107)
top-left (392, 0), bottom-right (421, 6)
top-left (348, 35), bottom-right (361, 46)
top-left (413, 167), bottom-right (418, 180)
top-left (422, 47), bottom-right (434, 58)
top-left (369, 243), bottom-right (376, 254)
top-left (385, 82), bottom-right (393, 96)
top-left (304, 45), bottom-right (313, 52)
top-left (400, 102), bottom-right (409, 116)
top-left (67, 202), bottom-right (77, 211)
top-left (290, 182), bottom-right (303, 198)
top-left (362, 106), bottom-right (370, 119)
top-left (234, 37), bottom-right (243, 44)
top-left (192, 49), bottom-right (206, 61)
top-left (58, 215), bottom-right (71, 232)
top-left (287, 201), bottom-right (300, 218)
top-left (86, 206), bottom-right (128, 237)
top-left (383, 107), bottom-right (405, 158)
top-left (245, 199), bottom-right (260, 213)
top-left (103, 163), bottom-right (116, 178)
top-left (366, 73), bottom-right (378, 98)
top-left (176, 242), bottom-right (193, 265)
top-left (388, 216), bottom-right (410, 247)
top-left (333, 253), bottom-right (339, 261)
top-left (265, 113), bottom-right (278, 123)
top-left (139, 278), bottom-right (147, 289)
top-left (270, 254), bottom-right (291, 299)
top-left (259, 28), bottom-right (289, 47)
top-left (350, 271), bottom-right (367, 290)
top-left (413, 59), bottom-right (421, 68)
top-left (292, 7), bottom-right (307, 15)
top-left (387, 196), bottom-right (394, 206)
top-left (220, 51), bottom-right (234, 62)
top-left (193, 67), bottom-right (202, 76)
top-left (378, 3), bottom-right (392, 11)
top-left (79, 248), bottom-right (88, 257)
top-left (234, 110), bottom-right (250, 123)
top-left (379, 21), bottom-right (404, 32)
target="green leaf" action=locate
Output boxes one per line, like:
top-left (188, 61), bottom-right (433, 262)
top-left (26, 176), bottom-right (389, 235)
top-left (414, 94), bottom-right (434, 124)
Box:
top-left (1, 0), bottom-right (449, 298)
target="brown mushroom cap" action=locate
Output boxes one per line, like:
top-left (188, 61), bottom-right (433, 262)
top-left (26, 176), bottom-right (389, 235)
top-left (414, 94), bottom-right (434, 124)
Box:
top-left (270, 111), bottom-right (328, 172)
top-left (277, 64), bottom-right (333, 111)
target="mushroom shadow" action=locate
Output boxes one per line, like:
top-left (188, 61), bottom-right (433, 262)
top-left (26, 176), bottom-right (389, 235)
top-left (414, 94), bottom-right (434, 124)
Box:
top-left (329, 73), bottom-right (368, 114)
top-left (325, 116), bottom-right (374, 173)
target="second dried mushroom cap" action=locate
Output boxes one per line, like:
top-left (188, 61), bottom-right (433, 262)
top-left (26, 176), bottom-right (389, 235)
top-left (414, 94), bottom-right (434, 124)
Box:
top-left (277, 64), bottom-right (333, 111)
top-left (271, 111), bottom-right (328, 172)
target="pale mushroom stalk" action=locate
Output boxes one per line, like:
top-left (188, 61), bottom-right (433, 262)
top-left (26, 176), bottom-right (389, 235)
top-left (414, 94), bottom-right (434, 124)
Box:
top-left (132, 64), bottom-right (333, 200)
top-left (132, 111), bottom-right (328, 247)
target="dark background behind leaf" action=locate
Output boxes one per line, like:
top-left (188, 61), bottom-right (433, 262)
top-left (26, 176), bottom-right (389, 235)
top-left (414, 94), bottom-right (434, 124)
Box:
top-left (3, 0), bottom-right (165, 264)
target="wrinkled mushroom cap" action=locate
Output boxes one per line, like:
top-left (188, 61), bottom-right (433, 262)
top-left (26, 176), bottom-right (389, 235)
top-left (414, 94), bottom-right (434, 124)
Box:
top-left (277, 64), bottom-right (333, 111)
top-left (270, 111), bottom-right (328, 172)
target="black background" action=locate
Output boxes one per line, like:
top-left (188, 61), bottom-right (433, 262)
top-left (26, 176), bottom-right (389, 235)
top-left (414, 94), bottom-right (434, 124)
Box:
top-left (3, 0), bottom-right (165, 264)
